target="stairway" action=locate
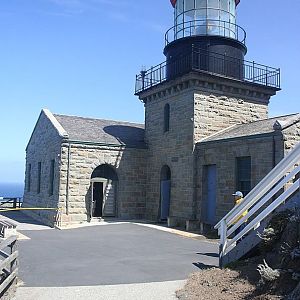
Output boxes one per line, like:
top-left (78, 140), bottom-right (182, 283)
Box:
top-left (215, 143), bottom-right (300, 268)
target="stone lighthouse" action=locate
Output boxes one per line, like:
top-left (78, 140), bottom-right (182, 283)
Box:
top-left (135, 0), bottom-right (280, 226)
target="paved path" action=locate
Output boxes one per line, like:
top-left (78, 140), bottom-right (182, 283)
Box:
top-left (17, 223), bottom-right (218, 287)
top-left (2, 212), bottom-right (218, 299)
top-left (16, 280), bottom-right (185, 300)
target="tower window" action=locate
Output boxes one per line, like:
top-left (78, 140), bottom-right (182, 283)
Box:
top-left (236, 156), bottom-right (251, 196)
top-left (164, 103), bottom-right (170, 132)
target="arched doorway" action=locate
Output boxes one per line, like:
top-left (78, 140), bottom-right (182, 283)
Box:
top-left (90, 164), bottom-right (118, 219)
top-left (160, 165), bottom-right (171, 220)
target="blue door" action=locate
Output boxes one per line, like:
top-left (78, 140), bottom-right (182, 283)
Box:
top-left (161, 180), bottom-right (171, 220)
top-left (206, 165), bottom-right (217, 224)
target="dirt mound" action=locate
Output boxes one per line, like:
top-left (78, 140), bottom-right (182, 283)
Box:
top-left (176, 260), bottom-right (282, 300)
top-left (177, 209), bottom-right (300, 300)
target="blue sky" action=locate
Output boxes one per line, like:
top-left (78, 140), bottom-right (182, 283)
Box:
top-left (0, 0), bottom-right (299, 183)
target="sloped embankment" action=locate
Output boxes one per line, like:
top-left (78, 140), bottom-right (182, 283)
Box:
top-left (177, 209), bottom-right (300, 300)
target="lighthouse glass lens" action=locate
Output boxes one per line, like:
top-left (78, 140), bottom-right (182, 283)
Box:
top-left (209, 0), bottom-right (219, 9)
top-left (229, 0), bottom-right (235, 14)
top-left (196, 0), bottom-right (206, 8)
top-left (173, 0), bottom-right (238, 41)
top-left (220, 0), bottom-right (228, 11)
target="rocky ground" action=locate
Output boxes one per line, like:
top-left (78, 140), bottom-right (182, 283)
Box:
top-left (177, 209), bottom-right (300, 300)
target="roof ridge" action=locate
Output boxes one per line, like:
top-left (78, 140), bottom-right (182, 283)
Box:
top-left (196, 113), bottom-right (300, 144)
top-left (245, 113), bottom-right (300, 125)
top-left (198, 124), bottom-right (238, 143)
top-left (53, 113), bottom-right (144, 127)
top-left (274, 114), bottom-right (300, 130)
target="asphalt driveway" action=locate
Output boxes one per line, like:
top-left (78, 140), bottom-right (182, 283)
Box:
top-left (18, 223), bottom-right (218, 287)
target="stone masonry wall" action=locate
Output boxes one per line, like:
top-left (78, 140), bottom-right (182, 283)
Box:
top-left (144, 88), bottom-right (195, 222)
top-left (194, 91), bottom-right (269, 141)
top-left (282, 122), bottom-right (300, 154)
top-left (196, 134), bottom-right (284, 223)
top-left (141, 74), bottom-right (273, 223)
top-left (59, 143), bottom-right (147, 224)
top-left (23, 112), bottom-right (62, 226)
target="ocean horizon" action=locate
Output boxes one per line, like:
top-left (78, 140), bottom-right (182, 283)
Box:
top-left (0, 182), bottom-right (24, 198)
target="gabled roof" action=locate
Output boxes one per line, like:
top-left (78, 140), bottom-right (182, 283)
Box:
top-left (52, 112), bottom-right (146, 149)
top-left (199, 113), bottom-right (300, 144)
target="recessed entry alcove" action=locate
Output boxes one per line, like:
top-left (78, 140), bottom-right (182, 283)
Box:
top-left (90, 164), bottom-right (118, 219)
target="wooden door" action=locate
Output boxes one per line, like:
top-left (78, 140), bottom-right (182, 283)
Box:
top-left (206, 165), bottom-right (217, 224)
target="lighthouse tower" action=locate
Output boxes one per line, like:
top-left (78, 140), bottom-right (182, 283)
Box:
top-left (135, 0), bottom-right (280, 224)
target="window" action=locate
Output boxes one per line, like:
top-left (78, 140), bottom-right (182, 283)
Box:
top-left (236, 157), bottom-right (251, 196)
top-left (49, 160), bottom-right (55, 196)
top-left (164, 104), bottom-right (170, 132)
top-left (27, 164), bottom-right (31, 192)
top-left (37, 162), bottom-right (42, 194)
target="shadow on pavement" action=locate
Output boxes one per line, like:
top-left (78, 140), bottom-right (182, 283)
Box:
top-left (193, 262), bottom-right (216, 270)
top-left (196, 252), bottom-right (219, 258)
top-left (0, 211), bottom-right (51, 230)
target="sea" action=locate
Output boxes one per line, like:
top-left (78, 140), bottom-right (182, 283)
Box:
top-left (0, 183), bottom-right (24, 198)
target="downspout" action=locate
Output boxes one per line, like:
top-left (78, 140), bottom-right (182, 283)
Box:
top-left (192, 145), bottom-right (198, 220)
top-left (272, 135), bottom-right (276, 168)
top-left (66, 143), bottom-right (71, 215)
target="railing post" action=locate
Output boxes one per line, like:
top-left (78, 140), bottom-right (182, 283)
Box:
top-left (150, 66), bottom-right (153, 87)
top-left (252, 61), bottom-right (255, 82)
top-left (191, 44), bottom-right (194, 70)
top-left (140, 70), bottom-right (146, 91)
top-left (159, 63), bottom-right (162, 83)
top-left (10, 237), bottom-right (18, 273)
top-left (219, 219), bottom-right (227, 268)
top-left (224, 53), bottom-right (226, 76)
top-left (265, 66), bottom-right (268, 86)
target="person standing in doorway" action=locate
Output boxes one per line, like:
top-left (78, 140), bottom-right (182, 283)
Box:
top-left (232, 191), bottom-right (248, 243)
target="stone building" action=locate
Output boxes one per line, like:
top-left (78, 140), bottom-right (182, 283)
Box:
top-left (23, 0), bottom-right (300, 227)
top-left (24, 109), bottom-right (147, 225)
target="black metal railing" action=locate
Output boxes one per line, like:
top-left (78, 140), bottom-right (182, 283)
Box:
top-left (135, 47), bottom-right (280, 94)
top-left (0, 197), bottom-right (22, 209)
top-left (165, 19), bottom-right (246, 45)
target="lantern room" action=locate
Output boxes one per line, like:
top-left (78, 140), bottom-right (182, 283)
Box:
top-left (164, 0), bottom-right (247, 80)
top-left (173, 0), bottom-right (238, 40)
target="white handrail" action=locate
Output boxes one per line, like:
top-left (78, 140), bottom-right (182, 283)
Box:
top-left (215, 142), bottom-right (300, 230)
top-left (227, 180), bottom-right (299, 251)
top-left (227, 165), bottom-right (300, 237)
top-left (215, 142), bottom-right (300, 262)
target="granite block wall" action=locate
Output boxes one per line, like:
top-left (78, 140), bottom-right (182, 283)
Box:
top-left (59, 143), bottom-right (147, 224)
top-left (194, 91), bottom-right (269, 141)
top-left (144, 88), bottom-right (195, 222)
top-left (196, 134), bottom-right (284, 223)
top-left (283, 122), bottom-right (300, 153)
top-left (23, 111), bottom-right (62, 226)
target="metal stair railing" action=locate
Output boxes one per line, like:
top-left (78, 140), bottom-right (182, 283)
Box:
top-left (214, 142), bottom-right (300, 266)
